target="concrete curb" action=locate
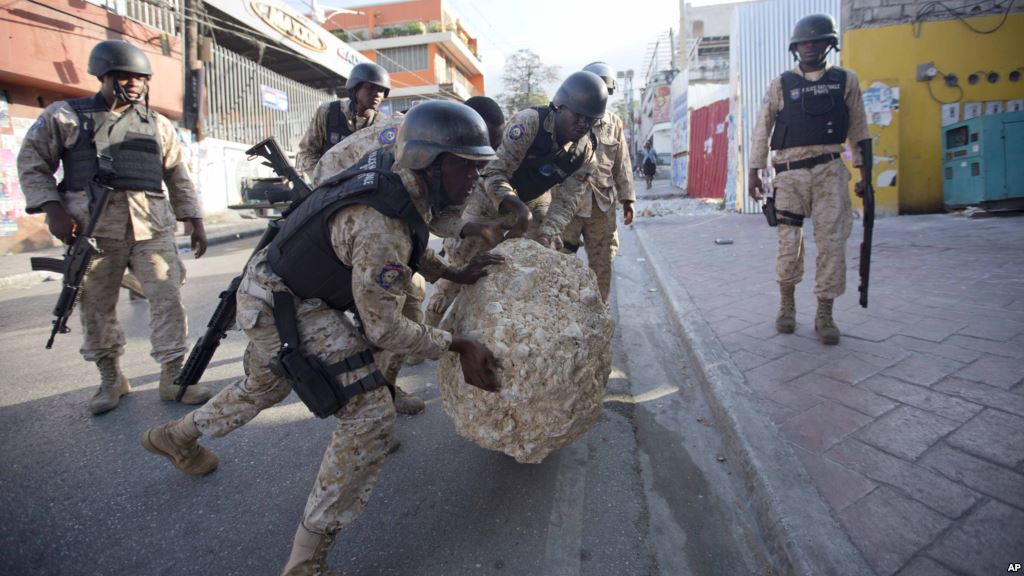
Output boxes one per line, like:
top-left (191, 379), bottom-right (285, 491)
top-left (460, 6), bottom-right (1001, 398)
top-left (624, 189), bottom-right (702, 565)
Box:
top-left (633, 224), bottom-right (873, 576)
top-left (0, 224), bottom-right (266, 291)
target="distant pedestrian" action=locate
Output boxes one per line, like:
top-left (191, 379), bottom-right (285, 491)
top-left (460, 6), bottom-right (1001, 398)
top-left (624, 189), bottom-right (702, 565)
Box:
top-left (747, 14), bottom-right (871, 345)
top-left (640, 140), bottom-right (657, 189)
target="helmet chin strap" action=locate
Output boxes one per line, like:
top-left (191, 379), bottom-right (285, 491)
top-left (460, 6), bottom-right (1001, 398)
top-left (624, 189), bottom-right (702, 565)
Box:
top-left (427, 156), bottom-right (446, 215)
top-left (793, 44), bottom-right (836, 68)
top-left (111, 77), bottom-right (149, 115)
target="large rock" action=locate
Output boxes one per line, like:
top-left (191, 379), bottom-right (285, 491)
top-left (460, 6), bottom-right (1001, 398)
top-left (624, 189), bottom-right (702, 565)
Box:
top-left (437, 238), bottom-right (613, 463)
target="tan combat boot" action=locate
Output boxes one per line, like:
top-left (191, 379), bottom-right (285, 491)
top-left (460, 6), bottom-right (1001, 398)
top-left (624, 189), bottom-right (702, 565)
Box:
top-left (89, 357), bottom-right (131, 415)
top-left (141, 414), bottom-right (219, 475)
top-left (158, 357), bottom-right (214, 404)
top-left (393, 387), bottom-right (425, 415)
top-left (815, 298), bottom-right (841, 345)
top-left (281, 523), bottom-right (337, 576)
top-left (775, 284), bottom-right (797, 334)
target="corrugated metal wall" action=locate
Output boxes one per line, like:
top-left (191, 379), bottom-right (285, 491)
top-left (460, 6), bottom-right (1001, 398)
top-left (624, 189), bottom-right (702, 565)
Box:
top-left (688, 98), bottom-right (730, 198)
top-left (735, 0), bottom-right (841, 213)
top-left (205, 44), bottom-right (331, 151)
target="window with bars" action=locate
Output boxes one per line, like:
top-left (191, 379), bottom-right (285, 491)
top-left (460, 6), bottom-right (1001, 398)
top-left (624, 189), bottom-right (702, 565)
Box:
top-left (377, 45), bottom-right (429, 73)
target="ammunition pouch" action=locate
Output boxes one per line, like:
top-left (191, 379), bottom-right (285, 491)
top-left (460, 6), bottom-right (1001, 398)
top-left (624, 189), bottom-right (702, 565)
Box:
top-left (271, 291), bottom-right (388, 418)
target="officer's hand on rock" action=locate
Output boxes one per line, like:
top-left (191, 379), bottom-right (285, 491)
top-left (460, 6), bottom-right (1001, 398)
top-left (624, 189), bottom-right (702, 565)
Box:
top-left (42, 201), bottom-right (76, 244)
top-left (747, 169), bottom-right (764, 201)
top-left (622, 201), bottom-right (634, 225)
top-left (450, 252), bottom-right (505, 285)
top-left (451, 336), bottom-right (500, 392)
top-left (534, 234), bottom-right (552, 248)
top-left (499, 195), bottom-right (532, 238)
top-left (188, 218), bottom-right (208, 258)
top-left (461, 220), bottom-right (506, 247)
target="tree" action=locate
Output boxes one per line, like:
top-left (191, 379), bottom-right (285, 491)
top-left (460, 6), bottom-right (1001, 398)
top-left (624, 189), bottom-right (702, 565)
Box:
top-left (610, 99), bottom-right (629, 124)
top-left (498, 49), bottom-right (559, 118)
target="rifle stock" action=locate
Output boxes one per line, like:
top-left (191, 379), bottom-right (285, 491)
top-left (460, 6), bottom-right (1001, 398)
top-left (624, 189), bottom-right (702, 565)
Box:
top-left (175, 138), bottom-right (310, 400)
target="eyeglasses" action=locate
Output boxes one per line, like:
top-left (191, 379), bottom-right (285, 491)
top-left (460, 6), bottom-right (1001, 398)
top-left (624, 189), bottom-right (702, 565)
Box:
top-left (562, 107), bottom-right (597, 129)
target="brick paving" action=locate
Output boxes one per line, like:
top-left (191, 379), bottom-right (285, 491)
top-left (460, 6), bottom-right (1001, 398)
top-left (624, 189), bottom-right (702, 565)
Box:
top-left (633, 183), bottom-right (1024, 575)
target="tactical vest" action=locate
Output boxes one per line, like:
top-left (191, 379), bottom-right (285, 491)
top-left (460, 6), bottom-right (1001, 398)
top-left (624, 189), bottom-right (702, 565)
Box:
top-left (769, 67), bottom-right (849, 151)
top-left (509, 106), bottom-right (593, 202)
top-left (321, 100), bottom-right (355, 155)
top-left (59, 94), bottom-right (164, 192)
top-left (267, 149), bottom-right (429, 311)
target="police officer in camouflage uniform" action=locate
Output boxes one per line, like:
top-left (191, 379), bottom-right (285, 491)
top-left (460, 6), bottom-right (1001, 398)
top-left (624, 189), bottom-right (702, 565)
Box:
top-left (295, 62), bottom-right (391, 174)
top-left (748, 14), bottom-right (870, 345)
top-left (17, 40), bottom-right (213, 414)
top-left (422, 72), bottom-right (606, 324)
top-left (561, 62), bottom-right (635, 303)
top-left (141, 101), bottom-right (502, 575)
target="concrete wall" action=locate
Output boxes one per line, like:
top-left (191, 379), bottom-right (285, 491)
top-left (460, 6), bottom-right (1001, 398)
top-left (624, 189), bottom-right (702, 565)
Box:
top-left (841, 7), bottom-right (1024, 213)
top-left (844, 0), bottom-right (1024, 29)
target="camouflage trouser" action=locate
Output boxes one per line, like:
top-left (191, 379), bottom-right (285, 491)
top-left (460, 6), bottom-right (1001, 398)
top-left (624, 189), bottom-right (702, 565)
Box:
top-left (561, 203), bottom-right (617, 303)
top-left (426, 191), bottom-right (550, 320)
top-left (79, 232), bottom-right (187, 364)
top-left (192, 294), bottom-right (395, 534)
top-left (774, 159), bottom-right (853, 300)
top-left (375, 273), bottom-right (426, 383)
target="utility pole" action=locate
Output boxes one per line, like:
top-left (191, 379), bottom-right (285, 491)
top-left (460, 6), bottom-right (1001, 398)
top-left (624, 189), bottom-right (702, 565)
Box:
top-left (183, 0), bottom-right (205, 140)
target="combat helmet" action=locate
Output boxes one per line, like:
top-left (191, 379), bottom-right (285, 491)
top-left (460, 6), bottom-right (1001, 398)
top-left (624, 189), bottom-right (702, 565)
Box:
top-left (395, 101), bottom-right (497, 170)
top-left (552, 71), bottom-right (608, 120)
top-left (582, 62), bottom-right (616, 95)
top-left (87, 40), bottom-right (152, 78)
top-left (346, 62), bottom-right (392, 97)
top-left (788, 14), bottom-right (839, 51)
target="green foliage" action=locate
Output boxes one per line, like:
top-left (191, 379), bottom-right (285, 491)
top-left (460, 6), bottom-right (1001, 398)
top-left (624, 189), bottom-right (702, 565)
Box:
top-left (497, 49), bottom-right (559, 118)
top-left (427, 20), bottom-right (442, 33)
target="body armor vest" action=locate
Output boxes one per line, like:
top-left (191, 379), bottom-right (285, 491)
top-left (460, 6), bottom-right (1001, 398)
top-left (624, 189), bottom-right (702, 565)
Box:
top-left (509, 106), bottom-right (592, 202)
top-left (770, 68), bottom-right (849, 151)
top-left (267, 149), bottom-right (429, 311)
top-left (59, 94), bottom-right (164, 192)
top-left (322, 100), bottom-right (355, 155)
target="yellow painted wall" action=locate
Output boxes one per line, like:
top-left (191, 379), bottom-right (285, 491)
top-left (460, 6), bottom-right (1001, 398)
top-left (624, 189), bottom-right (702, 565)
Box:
top-left (842, 14), bottom-right (1024, 213)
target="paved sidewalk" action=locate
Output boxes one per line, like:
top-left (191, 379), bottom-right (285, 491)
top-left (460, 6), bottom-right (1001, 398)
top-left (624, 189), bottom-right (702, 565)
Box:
top-left (632, 188), bottom-right (1024, 575)
top-left (0, 218), bottom-right (267, 290)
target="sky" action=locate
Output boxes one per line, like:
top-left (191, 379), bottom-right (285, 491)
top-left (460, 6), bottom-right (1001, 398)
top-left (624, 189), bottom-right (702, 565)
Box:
top-left (289, 0), bottom-right (750, 105)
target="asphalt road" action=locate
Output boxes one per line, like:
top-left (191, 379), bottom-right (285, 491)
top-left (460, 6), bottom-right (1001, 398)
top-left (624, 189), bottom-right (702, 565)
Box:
top-left (0, 230), bottom-right (772, 576)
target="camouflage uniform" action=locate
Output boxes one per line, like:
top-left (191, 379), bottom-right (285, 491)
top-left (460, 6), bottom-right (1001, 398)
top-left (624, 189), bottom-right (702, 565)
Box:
top-left (18, 100), bottom-right (199, 364)
top-left (190, 163), bottom-right (452, 533)
top-left (561, 112), bottom-right (634, 302)
top-left (751, 65), bottom-right (869, 300)
top-left (425, 108), bottom-right (595, 322)
top-left (295, 99), bottom-right (380, 175)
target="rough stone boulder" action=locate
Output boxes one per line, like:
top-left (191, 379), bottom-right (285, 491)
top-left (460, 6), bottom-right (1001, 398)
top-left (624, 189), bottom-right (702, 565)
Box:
top-left (437, 238), bottom-right (613, 464)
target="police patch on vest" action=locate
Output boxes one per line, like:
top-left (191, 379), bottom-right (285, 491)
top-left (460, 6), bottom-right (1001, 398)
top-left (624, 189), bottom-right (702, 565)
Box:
top-left (508, 123), bottom-right (525, 141)
top-left (789, 88), bottom-right (801, 101)
top-left (377, 262), bottom-right (406, 290)
top-left (379, 126), bottom-right (398, 146)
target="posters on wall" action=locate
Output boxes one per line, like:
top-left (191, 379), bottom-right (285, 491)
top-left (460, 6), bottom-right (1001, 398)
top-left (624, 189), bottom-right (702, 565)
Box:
top-left (652, 84), bottom-right (672, 124)
top-left (671, 70), bottom-right (689, 190)
top-left (0, 95), bottom-right (30, 237)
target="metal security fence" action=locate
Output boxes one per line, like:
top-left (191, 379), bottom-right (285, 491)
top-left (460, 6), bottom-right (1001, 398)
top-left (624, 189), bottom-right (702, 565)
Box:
top-left (204, 44), bottom-right (332, 151)
top-left (124, 0), bottom-right (181, 37)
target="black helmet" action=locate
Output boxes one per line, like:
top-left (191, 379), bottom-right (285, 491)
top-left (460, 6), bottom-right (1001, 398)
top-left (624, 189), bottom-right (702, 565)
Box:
top-left (88, 40), bottom-right (152, 78)
top-left (395, 101), bottom-right (497, 170)
top-left (552, 71), bottom-right (608, 119)
top-left (346, 62), bottom-right (391, 97)
top-left (582, 62), bottom-right (616, 95)
top-left (789, 14), bottom-right (839, 51)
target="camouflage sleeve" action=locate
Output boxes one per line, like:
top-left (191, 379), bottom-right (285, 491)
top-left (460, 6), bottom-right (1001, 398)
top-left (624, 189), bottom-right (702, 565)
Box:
top-left (16, 102), bottom-right (79, 213)
top-left (416, 248), bottom-right (449, 284)
top-left (539, 141), bottom-right (598, 240)
top-left (157, 114), bottom-right (202, 220)
top-left (428, 203), bottom-right (466, 239)
top-left (749, 78), bottom-right (782, 169)
top-left (844, 69), bottom-right (870, 167)
top-left (612, 116), bottom-right (635, 202)
top-left (332, 205), bottom-right (452, 358)
top-left (481, 108), bottom-right (539, 211)
top-left (296, 102), bottom-right (330, 175)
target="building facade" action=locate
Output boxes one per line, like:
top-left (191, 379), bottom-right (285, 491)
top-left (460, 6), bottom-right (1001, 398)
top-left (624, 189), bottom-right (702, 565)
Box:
top-left (321, 0), bottom-right (485, 111)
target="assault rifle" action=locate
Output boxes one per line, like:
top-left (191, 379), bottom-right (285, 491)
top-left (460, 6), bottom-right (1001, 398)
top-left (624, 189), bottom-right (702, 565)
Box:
top-left (858, 139), bottom-right (874, 309)
top-left (39, 178), bottom-right (112, 348)
top-left (174, 138), bottom-right (312, 401)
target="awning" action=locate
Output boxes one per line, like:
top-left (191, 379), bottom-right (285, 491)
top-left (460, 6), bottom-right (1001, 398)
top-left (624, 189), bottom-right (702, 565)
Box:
top-left (202, 0), bottom-right (370, 89)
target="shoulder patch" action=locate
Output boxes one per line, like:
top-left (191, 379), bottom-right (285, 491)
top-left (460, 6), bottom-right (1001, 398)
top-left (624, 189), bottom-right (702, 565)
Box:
top-left (378, 126), bottom-right (398, 146)
top-left (377, 262), bottom-right (407, 291)
top-left (507, 123), bottom-right (526, 141)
